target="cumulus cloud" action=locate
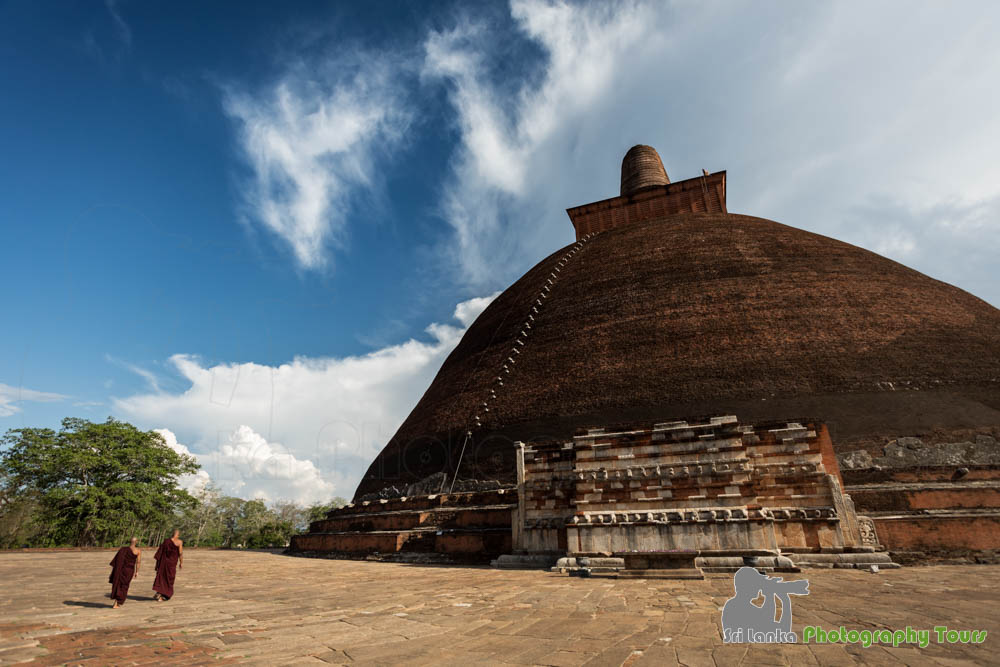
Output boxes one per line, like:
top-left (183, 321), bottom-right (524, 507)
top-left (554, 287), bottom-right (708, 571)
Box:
top-left (224, 53), bottom-right (410, 271)
top-left (454, 292), bottom-right (501, 327)
top-left (154, 428), bottom-right (212, 496)
top-left (207, 425), bottom-right (334, 505)
top-left (0, 383), bottom-right (68, 418)
top-left (114, 295), bottom-right (496, 502)
top-left (421, 0), bottom-right (1000, 306)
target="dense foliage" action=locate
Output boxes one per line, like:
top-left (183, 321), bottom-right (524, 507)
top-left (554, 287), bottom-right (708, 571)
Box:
top-left (175, 490), bottom-right (346, 548)
top-left (0, 417), bottom-right (345, 549)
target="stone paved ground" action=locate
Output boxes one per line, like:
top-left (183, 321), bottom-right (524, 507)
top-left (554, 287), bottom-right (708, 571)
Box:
top-left (0, 551), bottom-right (997, 666)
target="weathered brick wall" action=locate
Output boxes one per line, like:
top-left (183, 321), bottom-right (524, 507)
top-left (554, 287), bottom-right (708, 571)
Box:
top-left (873, 515), bottom-right (1000, 551)
top-left (848, 487), bottom-right (1000, 512)
top-left (566, 171), bottom-right (726, 240)
top-left (839, 437), bottom-right (1000, 551)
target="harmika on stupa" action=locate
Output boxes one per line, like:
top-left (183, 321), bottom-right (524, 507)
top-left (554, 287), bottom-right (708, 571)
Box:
top-left (292, 146), bottom-right (1000, 573)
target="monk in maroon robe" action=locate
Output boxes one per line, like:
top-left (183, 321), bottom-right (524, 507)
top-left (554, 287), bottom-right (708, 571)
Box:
top-left (152, 530), bottom-right (183, 601)
top-left (108, 537), bottom-right (141, 608)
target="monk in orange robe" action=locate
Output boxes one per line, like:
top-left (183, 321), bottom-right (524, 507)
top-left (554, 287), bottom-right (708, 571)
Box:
top-left (152, 530), bottom-right (183, 601)
top-left (108, 537), bottom-right (141, 608)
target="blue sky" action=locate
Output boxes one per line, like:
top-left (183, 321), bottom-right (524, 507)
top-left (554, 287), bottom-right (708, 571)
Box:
top-left (2, 1), bottom-right (998, 503)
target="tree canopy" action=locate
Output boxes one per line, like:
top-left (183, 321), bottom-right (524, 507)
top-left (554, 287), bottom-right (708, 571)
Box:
top-left (0, 417), bottom-right (199, 546)
top-left (1, 416), bottom-right (348, 549)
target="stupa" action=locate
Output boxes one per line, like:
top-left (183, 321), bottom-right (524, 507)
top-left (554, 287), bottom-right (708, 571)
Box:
top-left (291, 146), bottom-right (1000, 566)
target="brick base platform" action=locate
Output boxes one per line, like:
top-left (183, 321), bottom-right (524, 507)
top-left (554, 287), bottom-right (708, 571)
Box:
top-left (289, 489), bottom-right (517, 562)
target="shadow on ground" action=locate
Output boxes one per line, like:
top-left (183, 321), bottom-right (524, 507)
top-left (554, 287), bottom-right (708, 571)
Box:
top-left (63, 595), bottom-right (158, 608)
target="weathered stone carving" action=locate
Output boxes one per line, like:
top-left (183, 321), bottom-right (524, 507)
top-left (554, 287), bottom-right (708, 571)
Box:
top-left (858, 516), bottom-right (880, 547)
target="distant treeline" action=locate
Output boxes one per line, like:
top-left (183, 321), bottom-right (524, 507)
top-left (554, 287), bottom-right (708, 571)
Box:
top-left (0, 417), bottom-right (345, 549)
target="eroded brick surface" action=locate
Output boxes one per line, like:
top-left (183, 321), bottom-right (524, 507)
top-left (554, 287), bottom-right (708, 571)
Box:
top-left (1, 551), bottom-right (997, 666)
top-left (354, 211), bottom-right (1000, 500)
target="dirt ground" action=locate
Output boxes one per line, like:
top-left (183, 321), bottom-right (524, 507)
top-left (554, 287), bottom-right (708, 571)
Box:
top-left (0, 550), bottom-right (997, 666)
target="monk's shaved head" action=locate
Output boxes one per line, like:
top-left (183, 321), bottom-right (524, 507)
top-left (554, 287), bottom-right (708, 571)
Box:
top-left (172, 529), bottom-right (180, 537)
top-left (130, 537), bottom-right (138, 546)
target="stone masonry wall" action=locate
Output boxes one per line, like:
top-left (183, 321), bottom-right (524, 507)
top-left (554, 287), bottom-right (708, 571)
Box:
top-left (517, 416), bottom-right (865, 556)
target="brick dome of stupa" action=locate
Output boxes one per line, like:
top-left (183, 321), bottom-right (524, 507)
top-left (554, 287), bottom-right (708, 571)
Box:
top-left (353, 150), bottom-right (1000, 500)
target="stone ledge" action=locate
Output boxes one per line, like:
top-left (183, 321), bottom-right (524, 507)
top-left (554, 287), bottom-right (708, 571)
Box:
top-left (490, 554), bottom-right (560, 569)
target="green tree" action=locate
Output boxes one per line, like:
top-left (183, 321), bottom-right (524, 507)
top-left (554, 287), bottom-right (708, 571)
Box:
top-left (273, 500), bottom-right (307, 533)
top-left (235, 499), bottom-right (271, 546)
top-left (306, 497), bottom-right (348, 525)
top-left (0, 417), bottom-right (200, 546)
top-left (214, 495), bottom-right (247, 547)
top-left (176, 485), bottom-right (227, 547)
top-left (0, 471), bottom-right (48, 548)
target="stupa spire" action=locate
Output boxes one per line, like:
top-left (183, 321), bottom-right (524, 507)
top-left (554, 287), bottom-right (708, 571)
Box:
top-left (620, 144), bottom-right (670, 196)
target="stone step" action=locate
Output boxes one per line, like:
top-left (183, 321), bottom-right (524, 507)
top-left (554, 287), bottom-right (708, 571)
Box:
top-left (701, 566), bottom-right (800, 573)
top-left (290, 526), bottom-right (512, 558)
top-left (312, 504), bottom-right (515, 533)
top-left (335, 489), bottom-right (517, 516)
top-left (616, 568), bottom-right (705, 580)
top-left (491, 554), bottom-right (560, 569)
top-left (788, 552), bottom-right (900, 569)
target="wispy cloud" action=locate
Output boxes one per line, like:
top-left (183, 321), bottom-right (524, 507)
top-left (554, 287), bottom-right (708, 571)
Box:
top-left (845, 193), bottom-right (1000, 299)
top-left (114, 295), bottom-right (495, 501)
top-left (105, 0), bottom-right (132, 49)
top-left (0, 383), bottom-right (69, 418)
top-left (422, 0), bottom-right (655, 285)
top-left (105, 354), bottom-right (162, 392)
top-left (224, 53), bottom-right (411, 272)
top-left (421, 0), bottom-right (1000, 306)
top-left (219, 2), bottom-right (998, 307)
top-left (82, 0), bottom-right (133, 64)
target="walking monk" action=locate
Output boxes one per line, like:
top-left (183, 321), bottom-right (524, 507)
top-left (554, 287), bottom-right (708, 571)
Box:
top-left (108, 537), bottom-right (141, 608)
top-left (152, 530), bottom-right (183, 602)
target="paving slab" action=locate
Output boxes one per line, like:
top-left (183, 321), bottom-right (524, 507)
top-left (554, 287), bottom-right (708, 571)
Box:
top-left (0, 551), bottom-right (997, 665)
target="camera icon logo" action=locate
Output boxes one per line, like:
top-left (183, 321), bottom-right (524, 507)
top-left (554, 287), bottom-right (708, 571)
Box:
top-left (721, 566), bottom-right (810, 644)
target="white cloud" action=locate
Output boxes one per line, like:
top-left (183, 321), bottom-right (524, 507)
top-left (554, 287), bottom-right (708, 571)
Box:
top-left (208, 425), bottom-right (334, 505)
top-left (847, 193), bottom-right (1000, 299)
top-left (454, 291), bottom-right (501, 327)
top-left (224, 54), bottom-right (410, 271)
top-left (114, 295), bottom-right (496, 502)
top-left (153, 428), bottom-right (212, 496)
top-left (0, 383), bottom-right (68, 418)
top-left (155, 426), bottom-right (331, 504)
top-left (421, 0), bottom-right (1000, 306)
top-left (422, 0), bottom-right (658, 285)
